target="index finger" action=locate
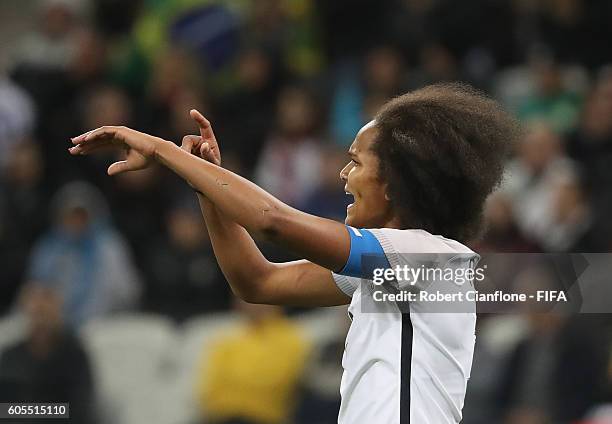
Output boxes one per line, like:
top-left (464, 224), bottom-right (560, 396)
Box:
top-left (189, 109), bottom-right (216, 143)
top-left (72, 126), bottom-right (120, 144)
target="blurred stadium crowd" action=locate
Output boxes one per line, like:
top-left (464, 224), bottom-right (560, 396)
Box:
top-left (1, 0), bottom-right (612, 423)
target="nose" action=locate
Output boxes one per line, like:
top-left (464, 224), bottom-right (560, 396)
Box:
top-left (339, 162), bottom-right (351, 181)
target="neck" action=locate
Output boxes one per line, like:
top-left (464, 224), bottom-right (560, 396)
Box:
top-left (381, 215), bottom-right (403, 229)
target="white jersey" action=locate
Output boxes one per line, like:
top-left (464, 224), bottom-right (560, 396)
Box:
top-left (332, 228), bottom-right (477, 424)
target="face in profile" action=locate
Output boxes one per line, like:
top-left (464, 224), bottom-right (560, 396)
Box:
top-left (340, 122), bottom-right (394, 229)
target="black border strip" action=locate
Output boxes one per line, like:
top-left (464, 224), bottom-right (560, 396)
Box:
top-left (400, 312), bottom-right (413, 424)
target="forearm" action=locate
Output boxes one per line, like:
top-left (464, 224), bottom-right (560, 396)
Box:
top-left (196, 193), bottom-right (273, 300)
top-left (196, 194), bottom-right (349, 306)
top-left (157, 140), bottom-right (285, 237)
top-left (156, 139), bottom-right (349, 271)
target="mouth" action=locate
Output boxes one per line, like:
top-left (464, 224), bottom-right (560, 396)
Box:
top-left (344, 186), bottom-right (355, 210)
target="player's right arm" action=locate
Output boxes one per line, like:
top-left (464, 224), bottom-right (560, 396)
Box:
top-left (181, 114), bottom-right (350, 307)
top-left (196, 195), bottom-right (349, 306)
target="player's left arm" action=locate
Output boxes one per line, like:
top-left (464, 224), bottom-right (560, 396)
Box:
top-left (70, 126), bottom-right (350, 272)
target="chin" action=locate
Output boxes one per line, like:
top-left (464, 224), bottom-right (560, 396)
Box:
top-left (344, 213), bottom-right (360, 228)
top-left (344, 213), bottom-right (354, 226)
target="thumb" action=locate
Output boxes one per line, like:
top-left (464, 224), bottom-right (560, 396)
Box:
top-left (181, 135), bottom-right (201, 153)
top-left (107, 160), bottom-right (130, 176)
top-left (181, 138), bottom-right (194, 152)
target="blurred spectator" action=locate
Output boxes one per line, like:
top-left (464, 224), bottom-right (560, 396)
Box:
top-left (544, 170), bottom-right (605, 252)
top-left (566, 71), bottom-right (612, 242)
top-left (142, 194), bottom-right (230, 321)
top-left (83, 84), bottom-right (132, 130)
top-left (315, 0), bottom-right (395, 62)
top-left (302, 146), bottom-right (349, 220)
top-left (330, 46), bottom-right (412, 145)
top-left (427, 0), bottom-right (517, 68)
top-left (12, 25), bottom-right (112, 190)
top-left (386, 0), bottom-right (436, 62)
top-left (10, 0), bottom-right (91, 148)
top-left (503, 123), bottom-right (577, 248)
top-left (71, 84), bottom-right (136, 189)
top-left (0, 282), bottom-right (96, 423)
top-left (197, 301), bottom-right (310, 424)
top-left (364, 46), bottom-right (409, 98)
top-left (27, 181), bottom-right (141, 328)
top-left (1, 141), bottom-right (46, 244)
top-left (498, 266), bottom-right (608, 424)
top-left (107, 164), bottom-right (168, 262)
top-left (68, 28), bottom-right (109, 86)
top-left (214, 46), bottom-right (281, 174)
top-left (462, 315), bottom-right (529, 424)
top-left (517, 57), bottom-right (582, 134)
top-left (499, 313), bottom-right (607, 423)
top-left (143, 50), bottom-right (207, 139)
top-left (533, 0), bottom-right (612, 69)
top-left (294, 311), bottom-right (347, 424)
top-left (0, 196), bottom-right (27, 313)
top-left (474, 191), bottom-right (540, 252)
top-left (245, 0), bottom-right (321, 77)
top-left (0, 143), bottom-right (47, 311)
top-left (11, 0), bottom-right (84, 72)
top-left (417, 42), bottom-right (460, 85)
top-left (255, 86), bottom-right (324, 206)
top-left (582, 345), bottom-right (612, 422)
top-left (0, 76), bottom-right (35, 169)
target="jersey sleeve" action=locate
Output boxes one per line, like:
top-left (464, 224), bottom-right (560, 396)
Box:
top-left (369, 227), bottom-right (481, 291)
top-left (340, 226), bottom-right (387, 276)
top-left (331, 226), bottom-right (391, 297)
top-left (331, 273), bottom-right (359, 297)
top-left (332, 226), bottom-right (390, 297)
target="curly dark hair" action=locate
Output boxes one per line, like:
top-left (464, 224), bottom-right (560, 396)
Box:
top-left (372, 83), bottom-right (521, 243)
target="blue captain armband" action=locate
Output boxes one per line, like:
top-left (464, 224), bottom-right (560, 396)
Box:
top-left (338, 226), bottom-right (390, 279)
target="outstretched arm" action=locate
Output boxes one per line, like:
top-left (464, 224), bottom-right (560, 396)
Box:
top-left (181, 112), bottom-right (349, 306)
top-left (160, 133), bottom-right (351, 272)
top-left (70, 118), bottom-right (352, 305)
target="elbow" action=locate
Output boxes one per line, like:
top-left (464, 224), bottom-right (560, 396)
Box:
top-left (254, 204), bottom-right (287, 241)
top-left (238, 290), bottom-right (264, 304)
top-left (231, 284), bottom-right (267, 304)
top-left (226, 266), bottom-right (273, 304)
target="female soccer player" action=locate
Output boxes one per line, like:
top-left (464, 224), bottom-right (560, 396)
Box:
top-left (70, 83), bottom-right (519, 423)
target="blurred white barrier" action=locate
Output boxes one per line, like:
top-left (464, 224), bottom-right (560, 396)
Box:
top-left (170, 312), bottom-right (243, 424)
top-left (80, 308), bottom-right (349, 424)
top-left (293, 306), bottom-right (348, 348)
top-left (80, 314), bottom-right (178, 424)
top-left (0, 313), bottom-right (26, 352)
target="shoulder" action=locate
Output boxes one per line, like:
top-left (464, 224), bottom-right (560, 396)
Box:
top-left (368, 228), bottom-right (475, 255)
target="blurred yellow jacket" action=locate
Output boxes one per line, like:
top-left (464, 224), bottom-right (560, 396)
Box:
top-left (197, 315), bottom-right (310, 424)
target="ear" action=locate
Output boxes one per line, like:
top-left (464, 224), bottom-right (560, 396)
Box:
top-left (385, 193), bottom-right (391, 201)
